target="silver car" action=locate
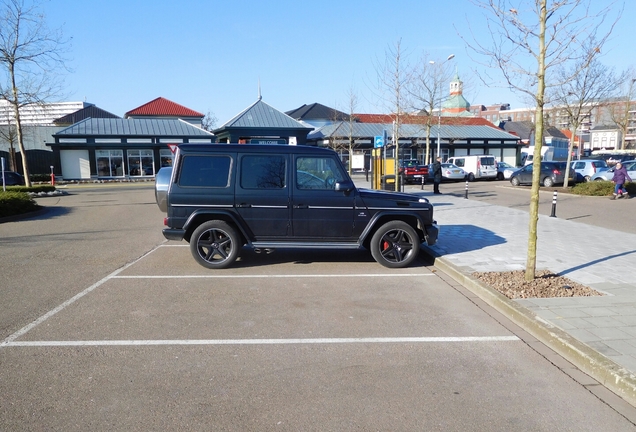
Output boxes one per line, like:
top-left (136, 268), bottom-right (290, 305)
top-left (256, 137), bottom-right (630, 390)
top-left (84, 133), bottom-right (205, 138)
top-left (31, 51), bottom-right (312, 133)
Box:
top-left (496, 161), bottom-right (519, 180)
top-left (571, 159), bottom-right (609, 182)
top-left (590, 160), bottom-right (636, 182)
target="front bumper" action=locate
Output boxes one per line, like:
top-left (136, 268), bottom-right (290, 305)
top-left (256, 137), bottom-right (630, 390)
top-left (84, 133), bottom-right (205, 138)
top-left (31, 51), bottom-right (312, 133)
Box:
top-left (424, 223), bottom-right (439, 246)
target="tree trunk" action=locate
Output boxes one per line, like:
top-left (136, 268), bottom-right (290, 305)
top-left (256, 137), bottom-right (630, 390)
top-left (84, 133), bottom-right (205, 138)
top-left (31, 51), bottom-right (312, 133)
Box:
top-left (525, 0), bottom-right (548, 282)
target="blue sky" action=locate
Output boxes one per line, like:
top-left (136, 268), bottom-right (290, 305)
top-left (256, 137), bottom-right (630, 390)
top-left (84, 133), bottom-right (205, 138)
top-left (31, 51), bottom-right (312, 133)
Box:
top-left (40, 0), bottom-right (634, 125)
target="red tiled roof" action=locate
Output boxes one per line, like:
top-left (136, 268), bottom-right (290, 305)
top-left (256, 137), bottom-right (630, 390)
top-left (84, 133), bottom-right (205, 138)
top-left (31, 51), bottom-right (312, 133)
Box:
top-left (125, 97), bottom-right (204, 118)
top-left (353, 114), bottom-right (498, 128)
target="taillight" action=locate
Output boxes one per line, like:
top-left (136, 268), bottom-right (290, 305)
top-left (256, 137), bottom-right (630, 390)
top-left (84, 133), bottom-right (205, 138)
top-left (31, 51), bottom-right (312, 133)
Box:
top-left (164, 217), bottom-right (168, 226)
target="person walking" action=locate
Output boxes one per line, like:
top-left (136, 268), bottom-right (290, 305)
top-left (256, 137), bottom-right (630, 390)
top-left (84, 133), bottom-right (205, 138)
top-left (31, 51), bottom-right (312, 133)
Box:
top-left (433, 157), bottom-right (442, 194)
top-left (611, 162), bottom-right (632, 199)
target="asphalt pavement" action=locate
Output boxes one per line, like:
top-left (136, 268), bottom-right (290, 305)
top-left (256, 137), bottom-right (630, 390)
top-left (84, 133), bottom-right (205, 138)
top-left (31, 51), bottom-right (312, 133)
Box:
top-left (352, 173), bottom-right (636, 406)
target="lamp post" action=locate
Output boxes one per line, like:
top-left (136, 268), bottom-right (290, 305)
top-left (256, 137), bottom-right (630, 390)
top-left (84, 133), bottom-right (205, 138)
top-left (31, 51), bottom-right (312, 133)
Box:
top-left (429, 54), bottom-right (455, 161)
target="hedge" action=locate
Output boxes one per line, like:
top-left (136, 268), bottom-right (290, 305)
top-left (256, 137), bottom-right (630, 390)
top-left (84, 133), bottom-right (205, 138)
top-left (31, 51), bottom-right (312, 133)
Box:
top-left (0, 191), bottom-right (40, 218)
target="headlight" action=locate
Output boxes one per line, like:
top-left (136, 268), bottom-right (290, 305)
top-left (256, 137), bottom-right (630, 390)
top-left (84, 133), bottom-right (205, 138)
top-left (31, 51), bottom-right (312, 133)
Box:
top-left (419, 198), bottom-right (430, 203)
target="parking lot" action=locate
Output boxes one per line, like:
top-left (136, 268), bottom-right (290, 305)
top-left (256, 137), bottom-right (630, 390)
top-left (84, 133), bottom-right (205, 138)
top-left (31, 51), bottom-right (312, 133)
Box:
top-left (2, 184), bottom-right (635, 431)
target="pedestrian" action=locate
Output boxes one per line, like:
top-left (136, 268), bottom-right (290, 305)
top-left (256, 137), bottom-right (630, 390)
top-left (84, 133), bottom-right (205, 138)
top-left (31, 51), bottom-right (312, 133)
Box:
top-left (611, 162), bottom-right (631, 199)
top-left (433, 157), bottom-right (442, 194)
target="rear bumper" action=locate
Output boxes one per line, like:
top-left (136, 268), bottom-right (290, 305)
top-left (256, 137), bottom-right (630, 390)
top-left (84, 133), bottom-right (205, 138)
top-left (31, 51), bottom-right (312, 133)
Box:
top-left (163, 228), bottom-right (185, 241)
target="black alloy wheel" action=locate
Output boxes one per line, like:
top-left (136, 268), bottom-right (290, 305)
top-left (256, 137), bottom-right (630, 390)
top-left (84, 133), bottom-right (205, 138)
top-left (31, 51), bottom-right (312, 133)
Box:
top-left (190, 220), bottom-right (240, 269)
top-left (370, 221), bottom-right (420, 268)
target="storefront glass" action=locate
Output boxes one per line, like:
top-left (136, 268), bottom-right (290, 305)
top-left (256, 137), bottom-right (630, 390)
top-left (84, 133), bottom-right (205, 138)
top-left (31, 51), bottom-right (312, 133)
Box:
top-left (96, 150), bottom-right (124, 177)
top-left (128, 149), bottom-right (155, 176)
top-left (160, 149), bottom-right (173, 167)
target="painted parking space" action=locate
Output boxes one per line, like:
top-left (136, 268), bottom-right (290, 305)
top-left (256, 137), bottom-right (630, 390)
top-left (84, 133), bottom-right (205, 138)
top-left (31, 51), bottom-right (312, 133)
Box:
top-left (3, 243), bottom-right (516, 347)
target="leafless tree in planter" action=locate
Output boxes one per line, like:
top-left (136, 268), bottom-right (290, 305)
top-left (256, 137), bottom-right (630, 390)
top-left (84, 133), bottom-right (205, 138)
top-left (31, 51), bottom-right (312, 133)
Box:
top-left (551, 56), bottom-right (620, 187)
top-left (0, 0), bottom-right (70, 187)
top-left (201, 111), bottom-right (218, 132)
top-left (465, 0), bottom-right (619, 281)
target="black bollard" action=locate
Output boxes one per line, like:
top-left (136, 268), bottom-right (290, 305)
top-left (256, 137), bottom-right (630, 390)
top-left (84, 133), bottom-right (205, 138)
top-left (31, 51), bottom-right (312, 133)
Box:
top-left (464, 180), bottom-right (469, 199)
top-left (550, 190), bottom-right (558, 217)
top-left (421, 174), bottom-right (425, 190)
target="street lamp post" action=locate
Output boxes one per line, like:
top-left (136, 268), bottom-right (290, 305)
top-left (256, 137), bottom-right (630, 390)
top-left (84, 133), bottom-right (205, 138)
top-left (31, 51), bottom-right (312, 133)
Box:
top-left (429, 54), bottom-right (455, 161)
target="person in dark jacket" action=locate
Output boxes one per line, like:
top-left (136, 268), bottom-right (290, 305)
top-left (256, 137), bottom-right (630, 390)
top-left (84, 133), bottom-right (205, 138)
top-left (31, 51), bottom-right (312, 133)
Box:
top-left (432, 157), bottom-right (442, 194)
top-left (611, 162), bottom-right (632, 199)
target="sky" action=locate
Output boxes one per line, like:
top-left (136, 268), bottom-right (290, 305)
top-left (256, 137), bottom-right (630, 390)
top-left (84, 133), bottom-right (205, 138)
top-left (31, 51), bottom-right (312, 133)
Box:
top-left (35, 0), bottom-right (636, 125)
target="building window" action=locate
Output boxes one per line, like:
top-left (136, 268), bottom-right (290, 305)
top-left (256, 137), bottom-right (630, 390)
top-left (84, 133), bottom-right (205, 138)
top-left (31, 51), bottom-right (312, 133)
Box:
top-left (160, 149), bottom-right (173, 167)
top-left (128, 149), bottom-right (155, 176)
top-left (96, 150), bottom-right (124, 177)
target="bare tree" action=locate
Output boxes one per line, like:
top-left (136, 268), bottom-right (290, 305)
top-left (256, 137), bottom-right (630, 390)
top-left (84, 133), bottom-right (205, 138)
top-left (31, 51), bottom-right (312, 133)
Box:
top-left (407, 52), bottom-right (455, 165)
top-left (372, 39), bottom-right (410, 183)
top-left (201, 111), bottom-right (218, 132)
top-left (551, 56), bottom-right (619, 186)
top-left (345, 86), bottom-right (358, 175)
top-left (0, 0), bottom-right (69, 187)
top-left (608, 69), bottom-right (636, 150)
top-left (466, 0), bottom-right (618, 281)
top-left (0, 112), bottom-right (18, 170)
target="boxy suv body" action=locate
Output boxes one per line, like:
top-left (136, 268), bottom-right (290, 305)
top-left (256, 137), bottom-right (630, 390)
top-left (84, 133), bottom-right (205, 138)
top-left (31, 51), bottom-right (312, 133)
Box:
top-left (156, 144), bottom-right (438, 269)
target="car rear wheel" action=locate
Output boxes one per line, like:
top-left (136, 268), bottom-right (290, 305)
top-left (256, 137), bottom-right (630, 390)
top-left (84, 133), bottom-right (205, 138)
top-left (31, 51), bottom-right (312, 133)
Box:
top-left (510, 176), bottom-right (520, 186)
top-left (467, 172), bottom-right (475, 182)
top-left (584, 175), bottom-right (591, 182)
top-left (497, 172), bottom-right (504, 180)
top-left (190, 220), bottom-right (240, 269)
top-left (370, 221), bottom-right (420, 268)
top-left (543, 177), bottom-right (554, 187)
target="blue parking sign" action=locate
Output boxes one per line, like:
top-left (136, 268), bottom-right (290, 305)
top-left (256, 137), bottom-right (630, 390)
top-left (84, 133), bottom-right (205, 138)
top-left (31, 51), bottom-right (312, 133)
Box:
top-left (374, 136), bottom-right (384, 148)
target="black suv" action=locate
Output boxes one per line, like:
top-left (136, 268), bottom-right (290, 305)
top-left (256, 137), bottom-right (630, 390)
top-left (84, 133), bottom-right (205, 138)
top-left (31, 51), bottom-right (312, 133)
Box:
top-left (155, 144), bottom-right (438, 269)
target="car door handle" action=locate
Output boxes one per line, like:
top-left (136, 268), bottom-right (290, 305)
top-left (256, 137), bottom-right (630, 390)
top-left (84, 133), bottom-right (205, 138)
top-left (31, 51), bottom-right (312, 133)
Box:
top-left (293, 204), bottom-right (308, 209)
top-left (236, 203), bottom-right (251, 208)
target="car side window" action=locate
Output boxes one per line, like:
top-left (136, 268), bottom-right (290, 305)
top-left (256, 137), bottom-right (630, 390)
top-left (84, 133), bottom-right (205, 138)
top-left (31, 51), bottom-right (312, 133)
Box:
top-left (296, 156), bottom-right (345, 190)
top-left (240, 155), bottom-right (286, 189)
top-left (178, 155), bottom-right (231, 187)
top-left (454, 159), bottom-right (464, 167)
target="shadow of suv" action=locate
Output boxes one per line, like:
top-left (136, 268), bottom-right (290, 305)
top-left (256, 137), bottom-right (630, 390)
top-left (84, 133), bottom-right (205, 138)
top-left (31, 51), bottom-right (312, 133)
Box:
top-left (156, 144), bottom-right (438, 269)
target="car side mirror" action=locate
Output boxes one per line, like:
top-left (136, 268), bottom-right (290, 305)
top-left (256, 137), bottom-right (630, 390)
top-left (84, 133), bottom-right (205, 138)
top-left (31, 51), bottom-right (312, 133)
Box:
top-left (335, 180), bottom-right (355, 193)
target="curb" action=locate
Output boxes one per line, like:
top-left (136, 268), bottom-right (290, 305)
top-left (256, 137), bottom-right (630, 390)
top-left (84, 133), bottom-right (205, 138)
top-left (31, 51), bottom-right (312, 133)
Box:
top-left (421, 245), bottom-right (636, 407)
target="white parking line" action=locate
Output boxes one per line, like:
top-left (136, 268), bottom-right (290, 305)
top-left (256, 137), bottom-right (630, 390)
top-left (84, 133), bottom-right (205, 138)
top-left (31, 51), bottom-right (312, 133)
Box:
top-left (0, 245), bottom-right (164, 348)
top-left (113, 274), bottom-right (436, 279)
top-left (3, 336), bottom-right (519, 347)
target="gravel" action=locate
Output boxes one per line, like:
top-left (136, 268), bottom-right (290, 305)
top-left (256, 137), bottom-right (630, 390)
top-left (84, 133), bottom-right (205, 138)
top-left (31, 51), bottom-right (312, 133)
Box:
top-left (472, 269), bottom-right (603, 299)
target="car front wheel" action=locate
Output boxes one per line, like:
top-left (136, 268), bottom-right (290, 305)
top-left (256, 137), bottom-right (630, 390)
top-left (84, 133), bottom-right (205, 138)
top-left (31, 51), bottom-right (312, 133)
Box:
top-left (370, 221), bottom-right (420, 268)
top-left (543, 177), bottom-right (554, 188)
top-left (190, 220), bottom-right (240, 269)
top-left (510, 176), bottom-right (520, 186)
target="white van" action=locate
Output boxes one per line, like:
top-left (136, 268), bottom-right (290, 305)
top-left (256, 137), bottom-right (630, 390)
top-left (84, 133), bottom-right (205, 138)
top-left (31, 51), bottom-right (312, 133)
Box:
top-left (446, 155), bottom-right (497, 181)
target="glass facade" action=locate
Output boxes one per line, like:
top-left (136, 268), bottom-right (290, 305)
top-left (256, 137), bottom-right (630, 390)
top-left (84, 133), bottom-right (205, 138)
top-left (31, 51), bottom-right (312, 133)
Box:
top-left (128, 149), bottom-right (155, 177)
top-left (96, 150), bottom-right (124, 177)
top-left (160, 149), bottom-right (173, 167)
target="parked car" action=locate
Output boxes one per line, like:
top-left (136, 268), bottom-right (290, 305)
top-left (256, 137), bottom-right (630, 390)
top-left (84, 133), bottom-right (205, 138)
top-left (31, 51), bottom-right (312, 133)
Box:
top-left (1, 170), bottom-right (25, 186)
top-left (590, 160), bottom-right (636, 182)
top-left (571, 159), bottom-right (609, 182)
top-left (399, 159), bottom-right (428, 184)
top-left (426, 163), bottom-right (466, 182)
top-left (446, 155), bottom-right (497, 181)
top-left (496, 161), bottom-right (518, 180)
top-left (156, 144), bottom-right (439, 269)
top-left (509, 161), bottom-right (577, 187)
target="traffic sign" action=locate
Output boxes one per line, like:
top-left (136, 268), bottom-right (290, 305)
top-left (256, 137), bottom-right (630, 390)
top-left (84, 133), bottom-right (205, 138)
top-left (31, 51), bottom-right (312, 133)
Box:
top-left (374, 136), bottom-right (384, 148)
top-left (167, 144), bottom-right (178, 153)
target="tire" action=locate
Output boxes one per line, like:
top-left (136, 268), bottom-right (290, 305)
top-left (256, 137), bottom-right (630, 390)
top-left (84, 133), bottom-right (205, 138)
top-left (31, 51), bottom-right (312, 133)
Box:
top-left (584, 175), bottom-right (591, 182)
top-left (497, 172), bottom-right (504, 180)
top-left (543, 177), bottom-right (554, 188)
top-left (467, 172), bottom-right (476, 182)
top-left (510, 176), bottom-right (520, 186)
top-left (190, 220), bottom-right (240, 269)
top-left (370, 221), bottom-right (420, 269)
